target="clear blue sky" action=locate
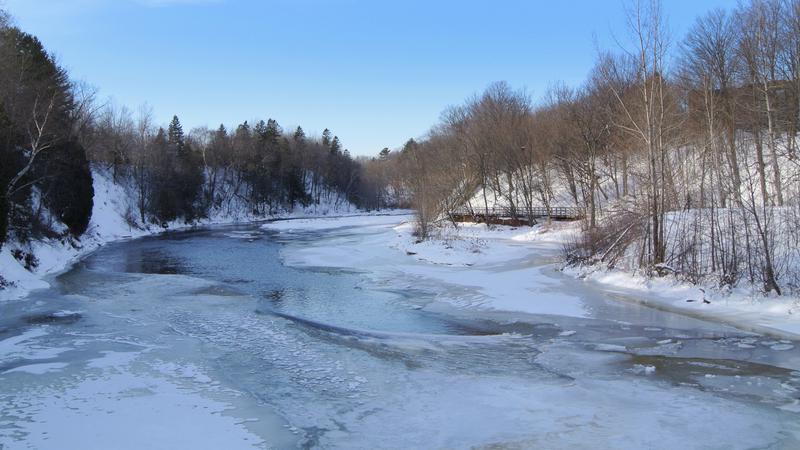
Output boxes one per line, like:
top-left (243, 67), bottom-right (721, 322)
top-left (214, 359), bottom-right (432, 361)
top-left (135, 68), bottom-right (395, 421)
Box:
top-left (4, 0), bottom-right (733, 156)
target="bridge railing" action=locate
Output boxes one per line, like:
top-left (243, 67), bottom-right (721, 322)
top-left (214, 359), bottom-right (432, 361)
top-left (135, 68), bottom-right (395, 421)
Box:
top-left (451, 206), bottom-right (585, 221)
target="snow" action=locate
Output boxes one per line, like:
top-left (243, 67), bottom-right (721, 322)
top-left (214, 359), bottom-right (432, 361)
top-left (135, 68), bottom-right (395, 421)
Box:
top-left (0, 299), bottom-right (293, 450)
top-left (2, 362), bottom-right (68, 375)
top-left (595, 343), bottom-right (628, 352)
top-left (0, 250), bottom-right (48, 300)
top-left (631, 364), bottom-right (657, 375)
top-left (0, 328), bottom-right (50, 354)
top-left (266, 214), bottom-right (800, 340)
top-left (0, 328), bottom-right (71, 363)
top-left (408, 220), bottom-right (800, 339)
top-left (9, 165), bottom-right (798, 339)
top-left (0, 167), bottom-right (375, 302)
top-left (264, 217), bottom-right (599, 320)
top-left (771, 344), bottom-right (795, 351)
top-left (2, 352), bottom-right (268, 450)
top-left (263, 211), bottom-right (414, 233)
top-left (0, 170), bottom-right (148, 301)
top-left (571, 267), bottom-right (800, 339)
top-left (3, 213), bottom-right (800, 448)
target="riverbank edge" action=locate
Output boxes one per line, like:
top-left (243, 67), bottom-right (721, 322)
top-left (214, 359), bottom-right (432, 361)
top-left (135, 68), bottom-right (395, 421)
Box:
top-left (0, 208), bottom-right (406, 302)
top-left (389, 220), bottom-right (800, 340)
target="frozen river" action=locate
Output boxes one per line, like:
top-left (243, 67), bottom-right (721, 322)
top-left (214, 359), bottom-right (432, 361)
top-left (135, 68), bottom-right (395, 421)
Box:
top-left (1, 217), bottom-right (800, 449)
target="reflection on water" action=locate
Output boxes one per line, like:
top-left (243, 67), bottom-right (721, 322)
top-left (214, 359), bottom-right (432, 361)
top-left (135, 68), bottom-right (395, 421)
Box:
top-left (84, 245), bottom-right (189, 275)
top-left (631, 354), bottom-right (793, 381)
top-left (23, 311), bottom-right (83, 326)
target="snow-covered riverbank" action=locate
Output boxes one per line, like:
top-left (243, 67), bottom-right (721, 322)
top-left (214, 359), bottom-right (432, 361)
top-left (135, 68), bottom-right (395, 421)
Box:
top-left (265, 215), bottom-right (800, 339)
top-left (11, 173), bottom-right (796, 341)
top-left (3, 214), bottom-right (799, 449)
top-left (0, 170), bottom-right (377, 302)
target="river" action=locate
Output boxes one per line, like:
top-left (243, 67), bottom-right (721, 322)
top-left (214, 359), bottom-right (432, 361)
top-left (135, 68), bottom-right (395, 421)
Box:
top-left (1, 217), bottom-right (799, 449)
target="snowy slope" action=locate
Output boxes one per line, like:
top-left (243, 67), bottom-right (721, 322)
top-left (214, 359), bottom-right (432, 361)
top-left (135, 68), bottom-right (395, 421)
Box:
top-left (396, 220), bottom-right (800, 339)
top-left (0, 168), bottom-right (365, 302)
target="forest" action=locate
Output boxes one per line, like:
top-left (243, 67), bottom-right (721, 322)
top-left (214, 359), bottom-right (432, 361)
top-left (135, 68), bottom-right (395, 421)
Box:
top-left (4, 0), bottom-right (800, 296)
top-left (386, 0), bottom-right (800, 296)
top-left (0, 6), bottom-right (402, 261)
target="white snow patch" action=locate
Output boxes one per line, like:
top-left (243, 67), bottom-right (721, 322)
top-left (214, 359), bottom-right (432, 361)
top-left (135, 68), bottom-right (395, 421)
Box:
top-left (1, 168), bottom-right (373, 302)
top-left (3, 362), bottom-right (68, 375)
top-left (595, 344), bottom-right (628, 352)
top-left (566, 263), bottom-right (800, 339)
top-left (265, 214), bottom-right (800, 338)
top-left (631, 364), bottom-right (657, 375)
top-left (770, 344), bottom-right (795, 351)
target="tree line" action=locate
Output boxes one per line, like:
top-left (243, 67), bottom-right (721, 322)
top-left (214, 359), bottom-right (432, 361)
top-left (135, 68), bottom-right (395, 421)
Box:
top-left (0, 9), bottom-right (400, 256)
top-left (0, 11), bottom-right (94, 248)
top-left (86, 108), bottom-right (380, 225)
top-left (390, 0), bottom-right (800, 295)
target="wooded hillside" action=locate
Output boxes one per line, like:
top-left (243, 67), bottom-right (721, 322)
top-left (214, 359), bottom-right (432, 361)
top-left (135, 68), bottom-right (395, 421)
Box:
top-left (389, 0), bottom-right (800, 295)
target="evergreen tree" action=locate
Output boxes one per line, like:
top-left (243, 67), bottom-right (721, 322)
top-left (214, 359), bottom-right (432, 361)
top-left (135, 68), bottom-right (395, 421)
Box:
top-left (159, 117), bottom-right (203, 221)
top-left (254, 120), bottom-right (268, 140)
top-left (247, 120), bottom-right (277, 211)
top-left (236, 121), bottom-right (251, 137)
top-left (330, 136), bottom-right (342, 155)
top-left (147, 123), bottom-right (202, 223)
top-left (168, 115), bottom-right (185, 154)
top-left (0, 104), bottom-right (12, 246)
top-left (149, 128), bottom-right (178, 222)
top-left (0, 24), bottom-right (90, 245)
top-left (175, 140), bottom-right (203, 220)
top-left (204, 124), bottom-right (229, 207)
top-left (321, 128), bottom-right (331, 147)
top-left (265, 119), bottom-right (281, 144)
top-left (287, 126), bottom-right (310, 207)
top-left (216, 124), bottom-right (227, 137)
top-left (39, 140), bottom-right (94, 236)
top-left (293, 126), bottom-right (306, 142)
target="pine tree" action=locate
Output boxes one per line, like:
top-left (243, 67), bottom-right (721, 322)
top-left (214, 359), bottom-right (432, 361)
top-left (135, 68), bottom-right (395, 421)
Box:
top-left (149, 128), bottom-right (177, 222)
top-left (293, 126), bottom-right (306, 142)
top-left (164, 115), bottom-right (202, 221)
top-left (0, 24), bottom-right (88, 244)
top-left (254, 120), bottom-right (267, 140)
top-left (330, 136), bottom-right (342, 155)
top-left (215, 124), bottom-right (227, 140)
top-left (236, 121), bottom-right (250, 136)
top-left (265, 119), bottom-right (281, 144)
top-left (40, 140), bottom-right (94, 236)
top-left (176, 140), bottom-right (203, 220)
top-left (168, 115), bottom-right (185, 154)
top-left (322, 128), bottom-right (331, 147)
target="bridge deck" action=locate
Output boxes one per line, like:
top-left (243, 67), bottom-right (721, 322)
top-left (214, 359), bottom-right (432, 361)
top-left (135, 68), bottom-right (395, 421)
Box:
top-left (451, 206), bottom-right (585, 224)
